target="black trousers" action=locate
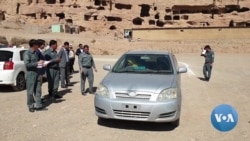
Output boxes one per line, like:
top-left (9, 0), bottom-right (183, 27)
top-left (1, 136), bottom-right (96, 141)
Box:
top-left (69, 58), bottom-right (75, 73)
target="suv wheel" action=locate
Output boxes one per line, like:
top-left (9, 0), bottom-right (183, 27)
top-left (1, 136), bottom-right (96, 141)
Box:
top-left (12, 73), bottom-right (26, 91)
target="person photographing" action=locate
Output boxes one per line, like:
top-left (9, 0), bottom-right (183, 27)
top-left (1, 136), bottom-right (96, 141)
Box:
top-left (201, 45), bottom-right (214, 81)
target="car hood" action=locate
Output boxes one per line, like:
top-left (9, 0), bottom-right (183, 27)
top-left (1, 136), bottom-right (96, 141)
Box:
top-left (102, 73), bottom-right (175, 93)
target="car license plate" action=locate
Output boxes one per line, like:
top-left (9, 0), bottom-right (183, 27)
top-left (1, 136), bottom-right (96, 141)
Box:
top-left (122, 104), bottom-right (141, 111)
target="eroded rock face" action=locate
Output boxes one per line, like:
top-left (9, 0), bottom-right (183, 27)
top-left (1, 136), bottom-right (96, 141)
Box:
top-left (0, 0), bottom-right (249, 34)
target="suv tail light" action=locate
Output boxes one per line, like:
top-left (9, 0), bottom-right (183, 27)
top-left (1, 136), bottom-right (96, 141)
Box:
top-left (4, 61), bottom-right (14, 70)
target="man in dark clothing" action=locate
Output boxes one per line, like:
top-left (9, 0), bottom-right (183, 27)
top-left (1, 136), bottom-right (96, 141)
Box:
top-left (44, 40), bottom-right (61, 99)
top-left (36, 39), bottom-right (46, 81)
top-left (75, 43), bottom-right (83, 56)
top-left (69, 45), bottom-right (75, 74)
top-left (201, 45), bottom-right (214, 81)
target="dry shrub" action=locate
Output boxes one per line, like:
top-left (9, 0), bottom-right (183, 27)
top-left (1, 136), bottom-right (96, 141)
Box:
top-left (10, 37), bottom-right (29, 46)
top-left (0, 36), bottom-right (8, 44)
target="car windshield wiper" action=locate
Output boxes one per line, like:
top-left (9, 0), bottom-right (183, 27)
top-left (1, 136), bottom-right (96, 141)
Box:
top-left (135, 70), bottom-right (158, 73)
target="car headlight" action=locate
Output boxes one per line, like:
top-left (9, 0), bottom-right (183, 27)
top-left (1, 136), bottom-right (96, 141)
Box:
top-left (157, 88), bottom-right (177, 101)
top-left (96, 84), bottom-right (109, 97)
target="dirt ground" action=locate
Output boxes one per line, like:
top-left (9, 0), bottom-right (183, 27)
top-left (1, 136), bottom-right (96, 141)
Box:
top-left (0, 52), bottom-right (250, 141)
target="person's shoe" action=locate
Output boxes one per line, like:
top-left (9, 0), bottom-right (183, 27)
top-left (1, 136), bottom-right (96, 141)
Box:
top-left (89, 91), bottom-right (95, 94)
top-left (54, 94), bottom-right (62, 99)
top-left (29, 108), bottom-right (35, 112)
top-left (61, 85), bottom-right (67, 88)
top-left (206, 77), bottom-right (210, 82)
top-left (36, 107), bottom-right (48, 111)
top-left (67, 83), bottom-right (73, 86)
top-left (82, 92), bottom-right (87, 96)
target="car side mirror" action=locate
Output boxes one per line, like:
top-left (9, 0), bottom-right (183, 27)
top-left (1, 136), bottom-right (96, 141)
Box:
top-left (103, 64), bottom-right (111, 71)
top-left (178, 66), bottom-right (187, 73)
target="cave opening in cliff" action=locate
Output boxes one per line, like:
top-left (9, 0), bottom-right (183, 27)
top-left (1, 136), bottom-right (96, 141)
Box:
top-left (173, 15), bottom-right (180, 20)
top-left (149, 20), bottom-right (155, 25)
top-left (66, 19), bottom-right (73, 24)
top-left (154, 13), bottom-right (159, 19)
top-left (102, 0), bottom-right (107, 6)
top-left (46, 0), bottom-right (56, 4)
top-left (60, 0), bottom-right (65, 3)
top-left (84, 15), bottom-right (91, 21)
top-left (164, 15), bottom-right (172, 20)
top-left (93, 15), bottom-right (98, 20)
top-left (97, 6), bottom-right (105, 10)
top-left (181, 15), bottom-right (189, 20)
top-left (139, 4), bottom-right (150, 17)
top-left (56, 13), bottom-right (65, 20)
top-left (109, 25), bottom-right (116, 30)
top-left (94, 0), bottom-right (101, 6)
top-left (16, 3), bottom-right (20, 14)
top-left (27, 0), bottom-right (32, 5)
top-left (156, 20), bottom-right (165, 27)
top-left (0, 12), bottom-right (5, 21)
top-left (115, 3), bottom-right (132, 10)
top-left (133, 17), bottom-right (143, 25)
top-left (25, 13), bottom-right (36, 19)
top-left (41, 13), bottom-right (47, 19)
top-left (165, 8), bottom-right (171, 13)
top-left (106, 16), bottom-right (122, 22)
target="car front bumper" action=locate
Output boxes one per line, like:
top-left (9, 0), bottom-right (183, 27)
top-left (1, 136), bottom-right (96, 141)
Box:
top-left (94, 95), bottom-right (181, 122)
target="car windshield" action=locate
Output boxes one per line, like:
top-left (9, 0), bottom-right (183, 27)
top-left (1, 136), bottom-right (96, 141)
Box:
top-left (0, 51), bottom-right (13, 62)
top-left (112, 54), bottom-right (173, 74)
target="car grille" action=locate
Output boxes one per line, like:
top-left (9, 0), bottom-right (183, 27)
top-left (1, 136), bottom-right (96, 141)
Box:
top-left (115, 92), bottom-right (151, 100)
top-left (113, 110), bottom-right (150, 119)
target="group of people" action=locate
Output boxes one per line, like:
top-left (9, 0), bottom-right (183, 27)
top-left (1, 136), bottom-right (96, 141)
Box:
top-left (23, 39), bottom-right (97, 112)
top-left (23, 38), bottom-right (213, 112)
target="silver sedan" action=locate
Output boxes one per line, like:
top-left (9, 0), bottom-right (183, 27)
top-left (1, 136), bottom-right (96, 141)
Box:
top-left (94, 50), bottom-right (187, 126)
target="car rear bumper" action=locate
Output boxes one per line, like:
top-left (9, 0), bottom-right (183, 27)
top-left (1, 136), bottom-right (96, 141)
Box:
top-left (94, 95), bottom-right (181, 122)
top-left (0, 71), bottom-right (15, 85)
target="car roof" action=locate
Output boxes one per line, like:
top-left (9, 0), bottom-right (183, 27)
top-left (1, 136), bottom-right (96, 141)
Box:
top-left (125, 50), bottom-right (171, 55)
top-left (0, 48), bottom-right (28, 52)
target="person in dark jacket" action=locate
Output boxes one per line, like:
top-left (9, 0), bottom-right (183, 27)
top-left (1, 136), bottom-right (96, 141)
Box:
top-left (44, 40), bottom-right (61, 99)
top-left (75, 43), bottom-right (83, 56)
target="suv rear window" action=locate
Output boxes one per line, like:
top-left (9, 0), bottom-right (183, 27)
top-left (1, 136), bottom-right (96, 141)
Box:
top-left (0, 51), bottom-right (13, 61)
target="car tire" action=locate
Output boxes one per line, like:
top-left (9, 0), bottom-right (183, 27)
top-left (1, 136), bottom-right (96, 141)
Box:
top-left (12, 73), bottom-right (26, 91)
top-left (170, 119), bottom-right (180, 127)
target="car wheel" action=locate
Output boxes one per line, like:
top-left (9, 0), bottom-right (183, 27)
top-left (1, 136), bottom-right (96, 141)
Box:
top-left (12, 73), bottom-right (26, 91)
top-left (170, 119), bottom-right (180, 127)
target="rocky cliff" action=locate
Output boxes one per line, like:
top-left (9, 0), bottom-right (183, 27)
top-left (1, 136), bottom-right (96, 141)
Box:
top-left (0, 0), bottom-right (249, 34)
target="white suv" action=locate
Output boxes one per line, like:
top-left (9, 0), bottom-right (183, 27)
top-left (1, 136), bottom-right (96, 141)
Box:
top-left (0, 48), bottom-right (27, 91)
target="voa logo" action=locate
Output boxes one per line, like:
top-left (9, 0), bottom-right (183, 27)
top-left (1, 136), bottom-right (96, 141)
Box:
top-left (211, 104), bottom-right (238, 132)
